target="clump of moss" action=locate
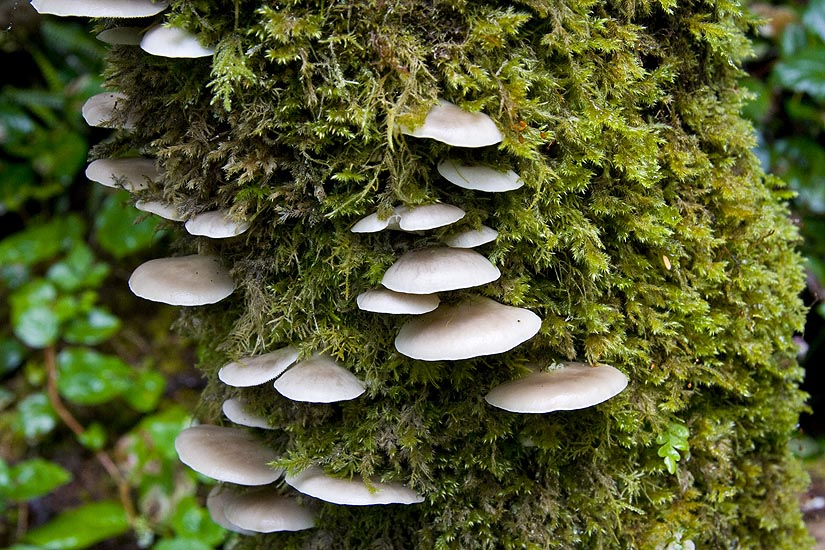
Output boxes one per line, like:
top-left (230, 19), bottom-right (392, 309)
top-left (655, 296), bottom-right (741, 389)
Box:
top-left (96, 0), bottom-right (811, 547)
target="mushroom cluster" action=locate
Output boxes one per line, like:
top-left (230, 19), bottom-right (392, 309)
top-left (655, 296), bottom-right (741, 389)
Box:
top-left (33, 0), bottom-right (631, 540)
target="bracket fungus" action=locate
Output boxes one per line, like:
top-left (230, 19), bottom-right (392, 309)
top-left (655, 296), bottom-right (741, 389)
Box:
top-left (86, 157), bottom-right (160, 192)
top-left (174, 425), bottom-right (283, 486)
top-left (484, 362), bottom-right (629, 413)
top-left (351, 203), bottom-right (464, 233)
top-left (207, 486), bottom-right (257, 535)
top-left (218, 347), bottom-right (300, 387)
top-left (285, 466), bottom-right (424, 506)
top-left (356, 288), bottom-right (440, 315)
top-left (29, 0), bottom-right (169, 17)
top-left (273, 354), bottom-right (365, 403)
top-left (444, 225), bottom-right (499, 248)
top-left (140, 25), bottom-right (216, 58)
top-left (401, 99), bottom-right (502, 148)
top-left (128, 254), bottom-right (235, 306)
top-left (437, 160), bottom-right (524, 193)
top-left (381, 247), bottom-right (500, 295)
top-left (81, 92), bottom-right (134, 129)
top-left (395, 296), bottom-right (542, 361)
top-left (184, 209), bottom-right (251, 239)
top-left (134, 199), bottom-right (186, 221)
top-left (96, 27), bottom-right (143, 45)
top-left (222, 487), bottom-right (316, 533)
top-left (222, 398), bottom-right (273, 430)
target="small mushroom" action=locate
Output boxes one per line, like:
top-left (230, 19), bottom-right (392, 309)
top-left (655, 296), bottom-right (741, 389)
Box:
top-left (273, 354), bottom-right (365, 403)
top-left (381, 247), bottom-right (500, 295)
top-left (395, 296), bottom-right (542, 361)
top-left (184, 209), bottom-right (251, 239)
top-left (357, 288), bottom-right (440, 315)
top-left (140, 25), bottom-right (215, 58)
top-left (206, 485), bottom-right (257, 535)
top-left (437, 160), bottom-right (524, 192)
top-left (401, 99), bottom-right (502, 148)
top-left (218, 347), bottom-right (300, 388)
top-left (222, 398), bottom-right (273, 430)
top-left (484, 362), bottom-right (628, 413)
top-left (128, 254), bottom-right (235, 306)
top-left (285, 466), bottom-right (424, 506)
top-left (444, 225), bottom-right (498, 248)
top-left (350, 211), bottom-right (400, 233)
top-left (81, 92), bottom-right (135, 129)
top-left (96, 27), bottom-right (143, 45)
top-left (174, 425), bottom-right (283, 486)
top-left (223, 487), bottom-right (315, 533)
top-left (86, 158), bottom-right (160, 192)
top-left (134, 199), bottom-right (186, 221)
top-left (29, 0), bottom-right (169, 17)
top-left (351, 203), bottom-right (464, 233)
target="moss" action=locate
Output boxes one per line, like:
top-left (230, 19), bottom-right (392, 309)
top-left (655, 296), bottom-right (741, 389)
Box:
top-left (95, 0), bottom-right (810, 547)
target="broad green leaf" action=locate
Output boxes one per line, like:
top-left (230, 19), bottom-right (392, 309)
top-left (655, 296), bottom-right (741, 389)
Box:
top-left (95, 191), bottom-right (161, 259)
top-left (803, 0), bottom-right (825, 43)
top-left (56, 348), bottom-right (133, 405)
top-left (22, 500), bottom-right (129, 550)
top-left (0, 215), bottom-right (84, 267)
top-left (122, 369), bottom-right (165, 412)
top-left (0, 337), bottom-right (27, 376)
top-left (169, 496), bottom-right (225, 545)
top-left (46, 243), bottom-right (109, 292)
top-left (5, 458), bottom-right (72, 501)
top-left (14, 393), bottom-right (57, 439)
top-left (63, 308), bottom-right (121, 345)
top-left (13, 306), bottom-right (60, 348)
top-left (77, 422), bottom-right (107, 451)
top-left (773, 46), bottom-right (825, 102)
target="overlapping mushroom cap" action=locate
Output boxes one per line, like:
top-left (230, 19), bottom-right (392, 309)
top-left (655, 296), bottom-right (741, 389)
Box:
top-left (484, 362), bottom-right (628, 413)
top-left (273, 354), bottom-right (365, 403)
top-left (86, 158), bottom-right (160, 192)
top-left (134, 199), bottom-right (186, 221)
top-left (218, 347), bottom-right (300, 387)
top-left (206, 486), bottom-right (257, 535)
top-left (185, 209), bottom-right (251, 239)
top-left (285, 466), bottom-right (424, 506)
top-left (81, 92), bottom-right (134, 129)
top-left (222, 487), bottom-right (315, 533)
top-left (222, 399), bottom-right (273, 430)
top-left (174, 425), bottom-right (283, 485)
top-left (444, 225), bottom-right (498, 248)
top-left (356, 288), bottom-right (440, 315)
top-left (128, 254), bottom-right (235, 306)
top-left (401, 99), bottom-right (502, 148)
top-left (140, 25), bottom-right (215, 58)
top-left (395, 296), bottom-right (542, 361)
top-left (30, 0), bottom-right (169, 17)
top-left (381, 248), bottom-right (500, 294)
top-left (351, 203), bottom-right (464, 233)
top-left (437, 160), bottom-right (524, 192)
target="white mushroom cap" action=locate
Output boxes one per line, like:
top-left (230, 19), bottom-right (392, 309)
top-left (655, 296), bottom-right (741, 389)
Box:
top-left (273, 354), bottom-right (365, 404)
top-left (223, 487), bottom-right (315, 533)
top-left (222, 398), bottom-right (273, 430)
top-left (96, 27), bottom-right (143, 45)
top-left (128, 254), bottom-right (235, 306)
top-left (81, 92), bottom-right (135, 129)
top-left (395, 204), bottom-right (465, 231)
top-left (357, 288), bottom-right (440, 315)
top-left (350, 211), bottom-right (399, 233)
top-left (86, 158), bottom-right (160, 192)
top-left (140, 25), bottom-right (215, 58)
top-left (206, 485), bottom-right (257, 535)
top-left (174, 425), bottom-right (283, 486)
top-left (437, 160), bottom-right (524, 192)
top-left (218, 347), bottom-right (300, 388)
top-left (134, 199), bottom-right (186, 221)
top-left (185, 209), bottom-right (251, 239)
top-left (285, 466), bottom-right (424, 506)
top-left (484, 362), bottom-right (629, 413)
top-left (395, 296), bottom-right (542, 361)
top-left (30, 0), bottom-right (169, 17)
top-left (381, 248), bottom-right (500, 295)
top-left (444, 225), bottom-right (498, 248)
top-left (401, 99), bottom-right (502, 148)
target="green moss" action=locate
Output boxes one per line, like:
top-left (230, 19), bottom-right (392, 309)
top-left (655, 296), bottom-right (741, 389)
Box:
top-left (95, 0), bottom-right (811, 547)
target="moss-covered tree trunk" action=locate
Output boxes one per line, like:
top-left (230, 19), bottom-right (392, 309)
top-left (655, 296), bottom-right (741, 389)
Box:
top-left (73, 0), bottom-right (813, 547)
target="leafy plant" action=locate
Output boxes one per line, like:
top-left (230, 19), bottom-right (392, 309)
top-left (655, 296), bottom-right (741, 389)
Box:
top-left (656, 422), bottom-right (691, 475)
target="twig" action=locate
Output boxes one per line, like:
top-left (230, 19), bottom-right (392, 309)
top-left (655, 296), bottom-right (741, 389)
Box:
top-left (43, 346), bottom-right (137, 523)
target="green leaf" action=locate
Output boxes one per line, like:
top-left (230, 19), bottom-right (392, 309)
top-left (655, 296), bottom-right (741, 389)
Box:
top-left (22, 500), bottom-right (130, 550)
top-left (63, 308), bottom-right (121, 345)
top-left (5, 458), bottom-right (72, 501)
top-left (169, 496), bottom-right (225, 545)
top-left (46, 243), bottom-right (110, 292)
top-left (153, 538), bottom-right (214, 550)
top-left (95, 191), bottom-right (161, 259)
top-left (56, 348), bottom-right (133, 405)
top-left (773, 46), bottom-right (825, 102)
top-left (122, 369), bottom-right (165, 413)
top-left (0, 215), bottom-right (84, 267)
top-left (14, 393), bottom-right (58, 439)
top-left (77, 422), bottom-right (107, 451)
top-left (0, 337), bottom-right (27, 376)
top-left (803, 0), bottom-right (825, 43)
